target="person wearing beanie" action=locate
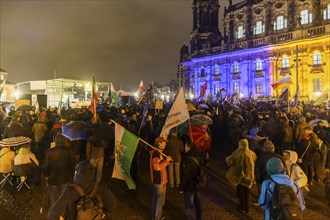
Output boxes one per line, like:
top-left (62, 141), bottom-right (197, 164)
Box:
top-left (258, 157), bottom-right (305, 220)
top-left (255, 140), bottom-right (286, 194)
top-left (48, 161), bottom-right (116, 220)
top-left (225, 139), bottom-right (257, 213)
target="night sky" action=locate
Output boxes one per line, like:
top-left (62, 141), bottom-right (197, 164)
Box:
top-left (0, 0), bottom-right (233, 91)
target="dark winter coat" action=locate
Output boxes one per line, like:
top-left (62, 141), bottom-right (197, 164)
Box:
top-left (43, 145), bottom-right (75, 185)
top-left (47, 161), bottom-right (116, 220)
top-left (166, 135), bottom-right (184, 163)
top-left (179, 146), bottom-right (202, 193)
top-left (254, 151), bottom-right (286, 184)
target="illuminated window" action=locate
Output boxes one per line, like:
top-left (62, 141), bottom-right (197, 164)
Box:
top-left (256, 59), bottom-right (263, 71)
top-left (214, 67), bottom-right (219, 75)
top-left (273, 16), bottom-right (287, 30)
top-left (233, 82), bottom-right (240, 93)
top-left (255, 81), bottom-right (263, 94)
top-left (324, 4), bottom-right (330, 19)
top-left (313, 78), bottom-right (322, 92)
top-left (282, 56), bottom-right (289, 68)
top-left (233, 63), bottom-right (240, 73)
top-left (236, 26), bottom-right (244, 39)
top-left (0, 75), bottom-right (4, 81)
top-left (300, 10), bottom-right (312, 24)
top-left (253, 21), bottom-right (265, 35)
top-left (313, 53), bottom-right (322, 65)
top-left (214, 84), bottom-right (220, 94)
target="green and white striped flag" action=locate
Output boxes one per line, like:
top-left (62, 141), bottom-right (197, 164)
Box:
top-left (112, 123), bottom-right (140, 189)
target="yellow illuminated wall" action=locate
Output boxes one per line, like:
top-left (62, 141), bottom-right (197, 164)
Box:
top-left (272, 35), bottom-right (330, 101)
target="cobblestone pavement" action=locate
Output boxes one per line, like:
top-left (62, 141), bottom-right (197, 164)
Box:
top-left (0, 145), bottom-right (329, 220)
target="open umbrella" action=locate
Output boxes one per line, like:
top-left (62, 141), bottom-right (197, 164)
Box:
top-left (191, 114), bottom-right (213, 125)
top-left (188, 124), bottom-right (211, 151)
top-left (187, 103), bottom-right (196, 111)
top-left (0, 136), bottom-right (32, 147)
top-left (197, 104), bottom-right (209, 109)
top-left (16, 105), bottom-right (32, 111)
top-left (308, 119), bottom-right (329, 129)
top-left (62, 121), bottom-right (88, 140)
top-left (89, 122), bottom-right (114, 140)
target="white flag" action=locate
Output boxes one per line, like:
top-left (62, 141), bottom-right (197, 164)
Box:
top-left (160, 87), bottom-right (190, 138)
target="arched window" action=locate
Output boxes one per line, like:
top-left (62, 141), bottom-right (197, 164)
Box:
top-left (274, 16), bottom-right (287, 30)
top-left (236, 26), bottom-right (244, 39)
top-left (282, 56), bottom-right (289, 68)
top-left (256, 59), bottom-right (263, 71)
top-left (253, 21), bottom-right (265, 35)
top-left (300, 10), bottom-right (312, 24)
top-left (313, 52), bottom-right (322, 65)
top-left (324, 4), bottom-right (330, 19)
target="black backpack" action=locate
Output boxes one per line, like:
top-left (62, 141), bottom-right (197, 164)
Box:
top-left (72, 184), bottom-right (105, 220)
top-left (269, 179), bottom-right (302, 220)
top-left (188, 156), bottom-right (209, 191)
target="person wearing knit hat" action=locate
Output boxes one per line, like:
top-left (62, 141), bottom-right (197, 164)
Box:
top-left (266, 157), bottom-right (287, 175)
top-left (258, 157), bottom-right (305, 220)
top-left (263, 141), bottom-right (275, 152)
top-left (255, 141), bottom-right (286, 196)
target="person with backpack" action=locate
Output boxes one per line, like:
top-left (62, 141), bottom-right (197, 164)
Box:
top-left (225, 138), bottom-right (257, 214)
top-left (179, 136), bottom-right (205, 220)
top-left (258, 157), bottom-right (305, 220)
top-left (47, 160), bottom-right (116, 220)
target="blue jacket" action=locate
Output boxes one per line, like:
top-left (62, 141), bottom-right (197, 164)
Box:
top-left (258, 174), bottom-right (305, 220)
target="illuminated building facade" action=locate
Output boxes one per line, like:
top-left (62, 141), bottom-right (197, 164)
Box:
top-left (178, 0), bottom-right (330, 100)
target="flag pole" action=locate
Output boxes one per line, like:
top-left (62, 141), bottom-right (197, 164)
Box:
top-left (110, 119), bottom-right (170, 158)
top-left (188, 119), bottom-right (194, 142)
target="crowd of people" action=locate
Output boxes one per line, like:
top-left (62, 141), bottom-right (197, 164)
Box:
top-left (0, 99), bottom-right (329, 219)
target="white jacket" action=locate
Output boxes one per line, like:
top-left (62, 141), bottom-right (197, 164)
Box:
top-left (284, 150), bottom-right (307, 188)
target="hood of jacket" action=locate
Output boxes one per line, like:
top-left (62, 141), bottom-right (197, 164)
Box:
top-left (284, 150), bottom-right (298, 163)
top-left (270, 173), bottom-right (294, 186)
top-left (74, 161), bottom-right (96, 192)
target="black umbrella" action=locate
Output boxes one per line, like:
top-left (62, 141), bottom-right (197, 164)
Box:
top-left (16, 105), bottom-right (32, 111)
top-left (89, 122), bottom-right (114, 140)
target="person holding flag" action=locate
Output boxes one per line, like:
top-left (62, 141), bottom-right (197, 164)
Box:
top-left (150, 137), bottom-right (172, 220)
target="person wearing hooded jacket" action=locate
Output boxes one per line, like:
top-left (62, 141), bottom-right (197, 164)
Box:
top-left (47, 160), bottom-right (116, 220)
top-left (282, 150), bottom-right (307, 189)
top-left (258, 157), bottom-right (305, 220)
top-left (225, 138), bottom-right (257, 214)
top-left (179, 137), bottom-right (203, 220)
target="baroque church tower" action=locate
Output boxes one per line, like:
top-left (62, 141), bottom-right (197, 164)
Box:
top-left (190, 0), bottom-right (223, 54)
